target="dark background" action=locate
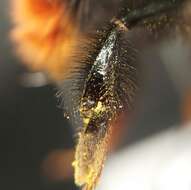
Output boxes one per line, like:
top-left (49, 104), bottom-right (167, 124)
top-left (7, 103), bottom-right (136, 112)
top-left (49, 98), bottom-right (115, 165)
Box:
top-left (0, 1), bottom-right (76, 190)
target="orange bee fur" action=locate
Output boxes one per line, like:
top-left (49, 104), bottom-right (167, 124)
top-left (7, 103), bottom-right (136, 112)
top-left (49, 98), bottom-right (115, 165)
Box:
top-left (10, 0), bottom-right (82, 81)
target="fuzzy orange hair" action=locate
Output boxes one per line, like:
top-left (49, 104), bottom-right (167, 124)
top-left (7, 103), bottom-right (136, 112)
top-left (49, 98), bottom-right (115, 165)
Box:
top-left (10, 0), bottom-right (81, 81)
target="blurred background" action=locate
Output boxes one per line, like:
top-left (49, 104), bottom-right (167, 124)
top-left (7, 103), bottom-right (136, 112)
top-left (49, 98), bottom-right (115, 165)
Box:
top-left (0, 1), bottom-right (77, 190)
top-left (0, 0), bottom-right (187, 190)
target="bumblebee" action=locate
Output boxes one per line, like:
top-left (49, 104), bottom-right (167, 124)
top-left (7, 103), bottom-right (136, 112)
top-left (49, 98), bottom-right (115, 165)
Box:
top-left (10, 0), bottom-right (190, 190)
